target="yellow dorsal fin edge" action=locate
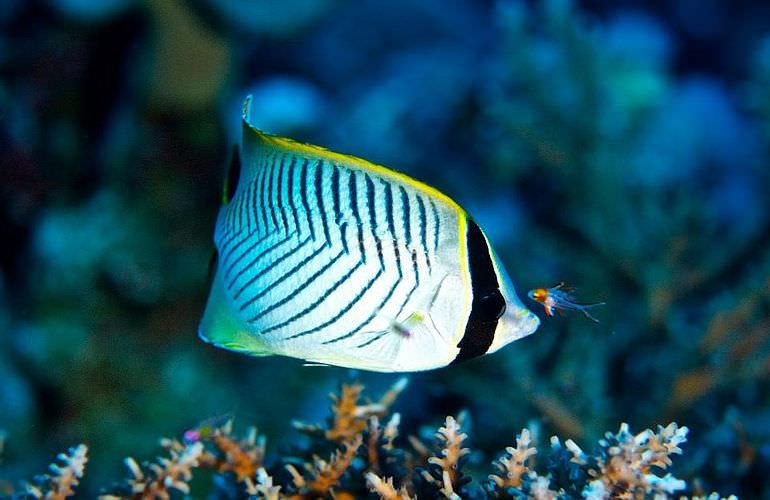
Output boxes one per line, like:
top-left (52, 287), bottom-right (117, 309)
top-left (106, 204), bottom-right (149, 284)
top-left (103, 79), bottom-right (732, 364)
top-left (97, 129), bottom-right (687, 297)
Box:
top-left (241, 95), bottom-right (464, 212)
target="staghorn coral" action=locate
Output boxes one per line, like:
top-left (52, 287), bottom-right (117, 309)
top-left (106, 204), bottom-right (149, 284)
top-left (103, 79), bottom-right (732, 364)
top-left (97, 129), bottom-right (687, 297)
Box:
top-left (294, 378), bottom-right (408, 443)
top-left (195, 419), bottom-right (266, 482)
top-left (418, 416), bottom-right (471, 499)
top-left (285, 434), bottom-right (362, 498)
top-left (105, 440), bottom-right (204, 499)
top-left (561, 422), bottom-right (689, 498)
top-left (366, 472), bottom-right (415, 500)
top-left (382, 413), bottom-right (401, 451)
top-left (367, 416), bottom-right (384, 474)
top-left (99, 415), bottom-right (269, 499)
top-left (365, 414), bottom-right (404, 473)
top-left (489, 428), bottom-right (539, 492)
top-left (245, 467), bottom-right (283, 499)
top-left (486, 429), bottom-right (561, 499)
top-left (24, 444), bottom-right (88, 499)
top-left (4, 381), bottom-right (733, 499)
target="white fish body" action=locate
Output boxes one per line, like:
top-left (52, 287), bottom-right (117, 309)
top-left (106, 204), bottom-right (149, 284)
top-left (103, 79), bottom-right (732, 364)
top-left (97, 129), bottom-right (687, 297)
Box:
top-left (199, 96), bottom-right (539, 372)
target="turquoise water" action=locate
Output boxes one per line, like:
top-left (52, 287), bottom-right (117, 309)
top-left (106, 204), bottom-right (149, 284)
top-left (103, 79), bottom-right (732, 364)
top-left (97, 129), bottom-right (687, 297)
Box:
top-left (0, 0), bottom-right (768, 497)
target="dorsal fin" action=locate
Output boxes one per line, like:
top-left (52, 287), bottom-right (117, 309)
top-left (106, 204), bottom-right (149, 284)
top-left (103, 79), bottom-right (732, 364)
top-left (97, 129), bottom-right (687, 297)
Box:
top-left (239, 95), bottom-right (462, 211)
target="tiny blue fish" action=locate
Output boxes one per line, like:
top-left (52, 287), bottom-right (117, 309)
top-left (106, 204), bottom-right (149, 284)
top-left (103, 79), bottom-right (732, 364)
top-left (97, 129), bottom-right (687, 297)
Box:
top-left (199, 96), bottom-right (540, 372)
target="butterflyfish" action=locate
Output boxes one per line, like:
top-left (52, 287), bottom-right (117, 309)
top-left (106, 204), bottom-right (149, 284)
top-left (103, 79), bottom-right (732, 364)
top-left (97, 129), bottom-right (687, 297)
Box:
top-left (199, 96), bottom-right (540, 372)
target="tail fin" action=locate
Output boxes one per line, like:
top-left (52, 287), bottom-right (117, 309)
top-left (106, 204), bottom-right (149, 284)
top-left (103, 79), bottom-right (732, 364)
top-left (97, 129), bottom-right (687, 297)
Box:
top-left (579, 302), bottom-right (606, 323)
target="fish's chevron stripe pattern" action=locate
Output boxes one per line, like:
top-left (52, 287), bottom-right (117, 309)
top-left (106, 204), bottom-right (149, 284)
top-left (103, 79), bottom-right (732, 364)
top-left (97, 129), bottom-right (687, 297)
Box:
top-left (200, 101), bottom-right (541, 371)
top-left (213, 150), bottom-right (448, 349)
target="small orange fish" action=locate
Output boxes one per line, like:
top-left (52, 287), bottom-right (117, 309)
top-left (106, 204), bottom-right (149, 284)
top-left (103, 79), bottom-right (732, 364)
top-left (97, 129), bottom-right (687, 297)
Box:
top-left (528, 282), bottom-right (604, 322)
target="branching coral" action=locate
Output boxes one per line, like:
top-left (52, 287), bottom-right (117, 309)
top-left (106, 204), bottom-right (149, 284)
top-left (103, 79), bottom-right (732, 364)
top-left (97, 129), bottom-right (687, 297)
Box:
top-left (486, 430), bottom-right (561, 499)
top-left (6, 382), bottom-right (733, 499)
top-left (101, 416), bottom-right (266, 499)
top-left (245, 467), bottom-right (283, 499)
top-left (294, 378), bottom-right (408, 443)
top-left (108, 440), bottom-right (204, 499)
top-left (562, 422), bottom-right (689, 498)
top-left (420, 416), bottom-right (471, 499)
top-left (285, 434), bottom-right (362, 498)
top-left (367, 416), bottom-right (384, 473)
top-left (489, 428), bottom-right (538, 491)
top-left (366, 472), bottom-right (415, 500)
top-left (24, 444), bottom-right (88, 499)
top-left (197, 420), bottom-right (266, 482)
top-left (365, 413), bottom-right (403, 473)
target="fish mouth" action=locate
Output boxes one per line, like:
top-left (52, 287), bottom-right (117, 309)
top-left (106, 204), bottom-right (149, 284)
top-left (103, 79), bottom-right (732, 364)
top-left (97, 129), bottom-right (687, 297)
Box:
top-left (520, 310), bottom-right (540, 337)
top-left (509, 307), bottom-right (540, 341)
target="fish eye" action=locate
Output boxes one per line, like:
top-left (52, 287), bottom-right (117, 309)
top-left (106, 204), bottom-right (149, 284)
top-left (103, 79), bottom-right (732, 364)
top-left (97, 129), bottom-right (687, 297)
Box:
top-left (478, 290), bottom-right (506, 322)
top-left (223, 144), bottom-right (241, 204)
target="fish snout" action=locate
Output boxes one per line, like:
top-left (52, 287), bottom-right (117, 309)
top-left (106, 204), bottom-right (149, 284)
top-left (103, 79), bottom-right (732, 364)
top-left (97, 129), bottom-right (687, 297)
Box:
top-left (518, 308), bottom-right (540, 337)
top-left (486, 305), bottom-right (540, 354)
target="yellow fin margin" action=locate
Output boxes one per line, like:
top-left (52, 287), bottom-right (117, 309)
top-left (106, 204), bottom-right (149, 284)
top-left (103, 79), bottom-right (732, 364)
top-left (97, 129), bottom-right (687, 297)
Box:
top-left (241, 95), bottom-right (465, 215)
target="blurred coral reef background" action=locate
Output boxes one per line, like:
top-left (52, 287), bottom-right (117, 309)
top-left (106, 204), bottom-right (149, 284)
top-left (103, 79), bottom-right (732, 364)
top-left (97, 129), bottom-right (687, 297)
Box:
top-left (1, 0), bottom-right (769, 497)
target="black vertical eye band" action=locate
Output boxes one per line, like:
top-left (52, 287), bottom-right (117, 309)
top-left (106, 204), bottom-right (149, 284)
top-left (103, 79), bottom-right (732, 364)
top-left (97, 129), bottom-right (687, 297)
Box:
top-left (451, 218), bottom-right (505, 364)
top-left (224, 144), bottom-right (241, 204)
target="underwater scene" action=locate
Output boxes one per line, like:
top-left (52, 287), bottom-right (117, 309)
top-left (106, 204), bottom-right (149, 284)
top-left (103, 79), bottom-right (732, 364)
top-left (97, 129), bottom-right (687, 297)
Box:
top-left (1, 0), bottom-right (770, 498)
